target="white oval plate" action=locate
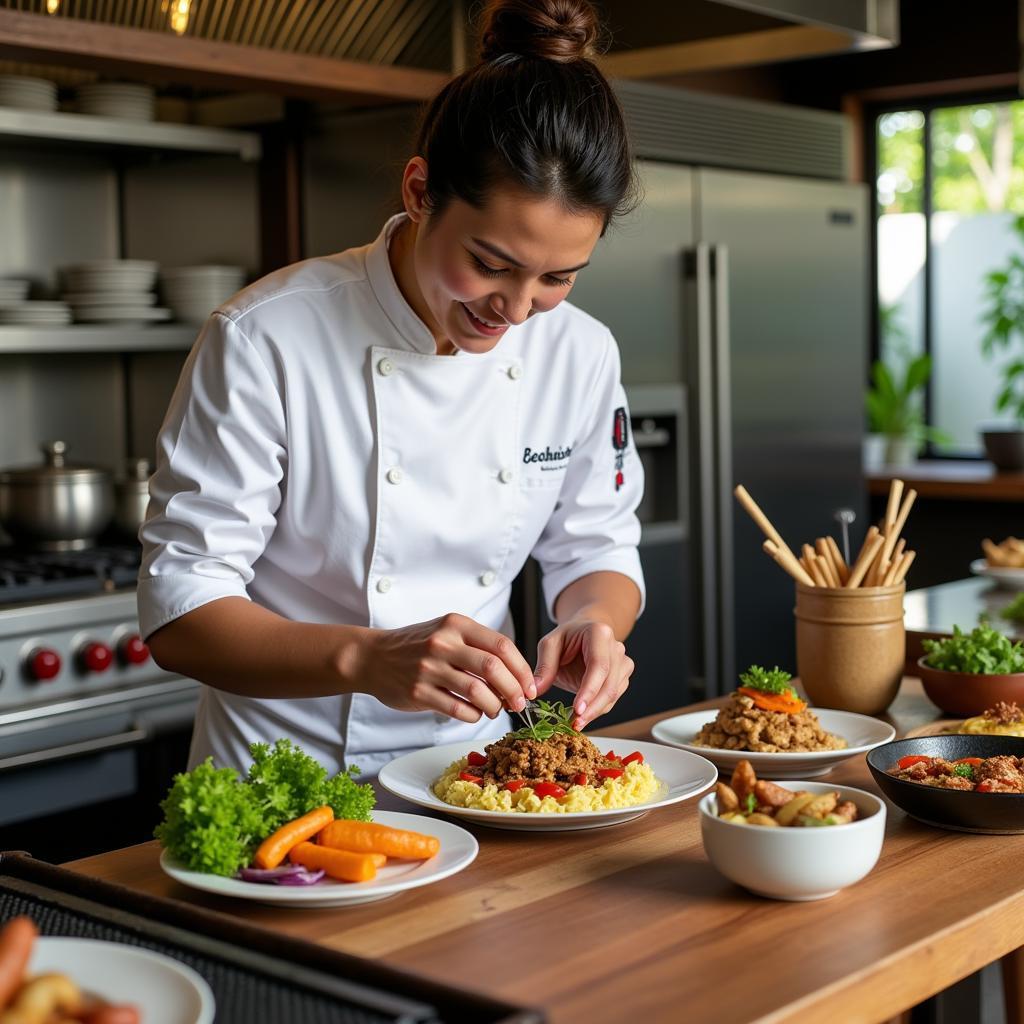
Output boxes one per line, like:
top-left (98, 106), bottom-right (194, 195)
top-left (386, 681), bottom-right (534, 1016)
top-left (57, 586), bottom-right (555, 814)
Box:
top-left (378, 737), bottom-right (717, 832)
top-left (970, 558), bottom-right (1024, 590)
top-left (160, 810), bottom-right (477, 907)
top-left (651, 708), bottom-right (895, 779)
top-left (29, 938), bottom-right (214, 1024)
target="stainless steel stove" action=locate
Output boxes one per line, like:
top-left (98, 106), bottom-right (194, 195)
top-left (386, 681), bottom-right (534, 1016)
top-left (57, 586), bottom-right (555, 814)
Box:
top-left (0, 544), bottom-right (198, 861)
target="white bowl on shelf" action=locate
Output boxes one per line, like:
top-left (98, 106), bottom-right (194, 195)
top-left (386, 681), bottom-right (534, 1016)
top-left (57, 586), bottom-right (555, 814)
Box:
top-left (699, 780), bottom-right (886, 901)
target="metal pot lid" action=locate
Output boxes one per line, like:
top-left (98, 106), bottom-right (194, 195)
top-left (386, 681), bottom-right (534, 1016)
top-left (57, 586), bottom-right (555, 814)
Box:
top-left (0, 441), bottom-right (112, 483)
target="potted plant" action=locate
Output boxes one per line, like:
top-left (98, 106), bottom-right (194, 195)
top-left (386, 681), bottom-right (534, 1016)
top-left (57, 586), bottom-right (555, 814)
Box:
top-left (864, 349), bottom-right (943, 468)
top-left (980, 213), bottom-right (1024, 469)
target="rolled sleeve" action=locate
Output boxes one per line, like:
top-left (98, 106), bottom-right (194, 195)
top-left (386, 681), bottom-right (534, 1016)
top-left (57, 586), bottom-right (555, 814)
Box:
top-left (533, 330), bottom-right (646, 621)
top-left (138, 313), bottom-right (287, 640)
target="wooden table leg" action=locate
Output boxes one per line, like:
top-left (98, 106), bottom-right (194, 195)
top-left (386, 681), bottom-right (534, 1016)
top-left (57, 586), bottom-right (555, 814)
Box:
top-left (1003, 947), bottom-right (1024, 1024)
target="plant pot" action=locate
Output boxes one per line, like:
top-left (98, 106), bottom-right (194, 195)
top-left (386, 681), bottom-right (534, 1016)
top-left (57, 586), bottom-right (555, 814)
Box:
top-left (916, 656), bottom-right (1024, 716)
top-left (981, 427), bottom-right (1024, 471)
top-left (884, 436), bottom-right (920, 467)
top-left (863, 434), bottom-right (887, 472)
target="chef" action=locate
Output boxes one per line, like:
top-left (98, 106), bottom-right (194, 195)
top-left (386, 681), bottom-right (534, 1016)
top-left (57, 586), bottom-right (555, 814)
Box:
top-left (139, 0), bottom-right (646, 777)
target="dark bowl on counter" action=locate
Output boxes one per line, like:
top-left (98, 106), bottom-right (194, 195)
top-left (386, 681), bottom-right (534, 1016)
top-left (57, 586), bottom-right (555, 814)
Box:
top-left (916, 656), bottom-right (1024, 717)
top-left (867, 735), bottom-right (1024, 834)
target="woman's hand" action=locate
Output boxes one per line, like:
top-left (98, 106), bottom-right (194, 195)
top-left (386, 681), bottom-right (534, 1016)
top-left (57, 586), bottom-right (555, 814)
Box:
top-left (359, 613), bottom-right (536, 723)
top-left (532, 618), bottom-right (635, 730)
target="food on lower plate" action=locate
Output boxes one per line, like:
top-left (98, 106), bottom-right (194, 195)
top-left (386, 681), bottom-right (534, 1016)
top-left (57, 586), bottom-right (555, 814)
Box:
top-left (921, 625), bottom-right (1024, 675)
top-left (693, 666), bottom-right (847, 753)
top-left (983, 536), bottom-right (1024, 569)
top-left (888, 752), bottom-right (1024, 792)
top-left (714, 759), bottom-right (858, 827)
top-left (0, 916), bottom-right (140, 1023)
top-left (433, 700), bottom-right (660, 813)
top-left (156, 739), bottom-right (442, 885)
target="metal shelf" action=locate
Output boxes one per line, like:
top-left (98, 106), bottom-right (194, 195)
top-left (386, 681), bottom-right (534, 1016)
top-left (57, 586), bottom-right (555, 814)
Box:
top-left (0, 325), bottom-right (197, 354)
top-left (0, 107), bottom-right (260, 161)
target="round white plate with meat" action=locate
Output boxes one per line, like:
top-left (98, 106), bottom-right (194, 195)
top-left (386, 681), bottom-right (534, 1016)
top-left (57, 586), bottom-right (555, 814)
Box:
top-left (378, 737), bottom-right (717, 831)
top-left (651, 709), bottom-right (895, 779)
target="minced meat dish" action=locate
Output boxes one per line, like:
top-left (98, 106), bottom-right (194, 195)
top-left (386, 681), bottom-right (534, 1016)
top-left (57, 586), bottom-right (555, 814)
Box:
top-left (461, 733), bottom-right (620, 787)
top-left (694, 692), bottom-right (846, 753)
top-left (889, 753), bottom-right (1024, 792)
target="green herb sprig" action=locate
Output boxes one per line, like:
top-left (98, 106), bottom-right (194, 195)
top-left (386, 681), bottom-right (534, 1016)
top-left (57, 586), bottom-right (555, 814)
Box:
top-left (922, 624), bottom-right (1024, 674)
top-left (738, 665), bottom-right (797, 698)
top-left (510, 699), bottom-right (580, 740)
top-left (1000, 594), bottom-right (1024, 624)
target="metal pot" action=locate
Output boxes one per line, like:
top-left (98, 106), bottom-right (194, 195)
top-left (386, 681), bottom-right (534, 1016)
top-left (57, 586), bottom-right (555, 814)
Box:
top-left (0, 441), bottom-right (114, 550)
top-left (113, 456), bottom-right (152, 539)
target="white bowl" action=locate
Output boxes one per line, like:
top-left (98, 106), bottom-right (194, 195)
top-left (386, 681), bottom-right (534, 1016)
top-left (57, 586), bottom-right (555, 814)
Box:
top-left (699, 780), bottom-right (886, 901)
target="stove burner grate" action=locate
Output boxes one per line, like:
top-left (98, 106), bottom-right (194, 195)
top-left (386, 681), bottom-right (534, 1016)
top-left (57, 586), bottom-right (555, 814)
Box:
top-left (0, 546), bottom-right (141, 604)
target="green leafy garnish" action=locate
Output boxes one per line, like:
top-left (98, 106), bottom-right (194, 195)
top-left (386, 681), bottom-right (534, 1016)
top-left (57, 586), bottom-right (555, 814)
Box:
top-left (154, 738), bottom-right (375, 876)
top-left (743, 792), bottom-right (756, 815)
top-left (922, 625), bottom-right (1024, 674)
top-left (953, 763), bottom-right (976, 779)
top-left (509, 699), bottom-right (580, 740)
top-left (738, 665), bottom-right (797, 698)
top-left (1001, 594), bottom-right (1024, 624)
top-left (797, 814), bottom-right (839, 827)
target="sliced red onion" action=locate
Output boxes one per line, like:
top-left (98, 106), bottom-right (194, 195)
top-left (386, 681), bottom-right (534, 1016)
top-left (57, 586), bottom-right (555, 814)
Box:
top-left (237, 865), bottom-right (326, 886)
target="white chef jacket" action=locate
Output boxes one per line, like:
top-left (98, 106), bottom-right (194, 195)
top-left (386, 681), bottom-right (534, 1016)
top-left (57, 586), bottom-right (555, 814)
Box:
top-left (138, 214), bottom-right (645, 777)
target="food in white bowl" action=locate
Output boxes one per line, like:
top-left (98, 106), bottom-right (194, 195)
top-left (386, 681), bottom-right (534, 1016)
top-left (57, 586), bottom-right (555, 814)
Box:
top-left (699, 769), bottom-right (886, 901)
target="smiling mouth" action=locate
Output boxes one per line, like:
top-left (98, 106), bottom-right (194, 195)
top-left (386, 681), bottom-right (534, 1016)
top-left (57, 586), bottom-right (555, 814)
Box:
top-left (461, 304), bottom-right (505, 331)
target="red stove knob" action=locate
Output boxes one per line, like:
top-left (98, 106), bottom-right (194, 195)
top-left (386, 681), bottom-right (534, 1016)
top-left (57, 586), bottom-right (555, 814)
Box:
top-left (27, 647), bottom-right (61, 682)
top-left (119, 634), bottom-right (150, 666)
top-left (81, 641), bottom-right (113, 674)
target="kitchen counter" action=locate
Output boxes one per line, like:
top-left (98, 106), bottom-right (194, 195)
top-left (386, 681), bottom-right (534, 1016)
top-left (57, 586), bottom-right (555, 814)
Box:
top-left (867, 461), bottom-right (1024, 502)
top-left (64, 680), bottom-right (1024, 1024)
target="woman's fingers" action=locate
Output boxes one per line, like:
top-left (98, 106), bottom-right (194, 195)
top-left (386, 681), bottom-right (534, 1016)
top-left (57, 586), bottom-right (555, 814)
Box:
top-left (532, 630), bottom-right (565, 698)
top-left (408, 679), bottom-right (483, 723)
top-left (439, 666), bottom-right (506, 719)
top-left (572, 626), bottom-right (619, 727)
top-left (446, 615), bottom-right (536, 704)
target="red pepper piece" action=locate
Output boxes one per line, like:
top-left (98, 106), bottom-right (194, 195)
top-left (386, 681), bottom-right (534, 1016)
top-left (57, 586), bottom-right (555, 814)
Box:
top-left (597, 768), bottom-right (624, 780)
top-left (573, 774), bottom-right (588, 786)
top-left (621, 751), bottom-right (644, 766)
top-left (954, 757), bottom-right (984, 767)
top-left (467, 750), bottom-right (487, 767)
top-left (977, 779), bottom-right (996, 792)
top-left (604, 750), bottom-right (619, 762)
top-left (896, 755), bottom-right (933, 770)
top-left (459, 771), bottom-right (484, 785)
top-left (533, 782), bottom-right (567, 800)
top-left (503, 780), bottom-right (527, 792)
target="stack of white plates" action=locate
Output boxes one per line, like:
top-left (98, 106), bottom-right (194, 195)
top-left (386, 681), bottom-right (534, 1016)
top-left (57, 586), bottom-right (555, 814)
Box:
top-left (0, 75), bottom-right (58, 112)
top-left (61, 260), bottom-right (171, 324)
top-left (160, 266), bottom-right (246, 324)
top-left (0, 279), bottom-right (31, 305)
top-left (0, 301), bottom-right (71, 326)
top-left (76, 82), bottom-right (155, 121)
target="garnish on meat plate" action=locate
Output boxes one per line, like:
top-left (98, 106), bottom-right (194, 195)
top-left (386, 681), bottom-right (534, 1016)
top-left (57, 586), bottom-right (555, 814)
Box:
top-left (432, 700), bottom-right (661, 813)
top-left (693, 666), bottom-right (847, 753)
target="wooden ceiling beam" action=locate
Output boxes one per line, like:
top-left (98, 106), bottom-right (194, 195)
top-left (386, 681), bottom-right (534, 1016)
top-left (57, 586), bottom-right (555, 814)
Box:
top-left (600, 24), bottom-right (882, 79)
top-left (0, 8), bottom-right (447, 103)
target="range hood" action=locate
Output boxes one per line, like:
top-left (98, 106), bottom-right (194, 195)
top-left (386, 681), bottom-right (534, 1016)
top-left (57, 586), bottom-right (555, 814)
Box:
top-left (600, 0), bottom-right (899, 79)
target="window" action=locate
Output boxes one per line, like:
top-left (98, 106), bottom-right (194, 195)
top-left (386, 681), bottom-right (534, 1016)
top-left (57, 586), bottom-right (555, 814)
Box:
top-left (875, 99), bottom-right (1024, 456)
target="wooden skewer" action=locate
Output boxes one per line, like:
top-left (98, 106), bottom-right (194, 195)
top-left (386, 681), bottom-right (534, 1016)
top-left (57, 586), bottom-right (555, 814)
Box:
top-left (824, 535), bottom-right (850, 584)
top-left (891, 549), bottom-right (917, 586)
top-left (891, 537), bottom-right (907, 567)
top-left (846, 533), bottom-right (886, 588)
top-left (815, 538), bottom-right (840, 586)
top-left (868, 558), bottom-right (890, 588)
top-left (807, 555), bottom-right (830, 588)
top-left (884, 478), bottom-right (904, 536)
top-left (876, 488), bottom-right (917, 572)
top-left (735, 485), bottom-right (799, 562)
top-left (763, 539), bottom-right (815, 587)
top-left (815, 550), bottom-right (840, 588)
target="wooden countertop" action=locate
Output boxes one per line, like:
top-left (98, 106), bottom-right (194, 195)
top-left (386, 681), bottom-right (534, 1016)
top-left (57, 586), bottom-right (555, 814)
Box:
top-left (867, 461), bottom-right (1024, 501)
top-left (65, 682), bottom-right (1024, 1024)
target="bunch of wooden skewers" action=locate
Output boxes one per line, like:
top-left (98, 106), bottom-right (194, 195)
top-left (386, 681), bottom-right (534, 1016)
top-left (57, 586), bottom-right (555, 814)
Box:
top-left (734, 479), bottom-right (917, 590)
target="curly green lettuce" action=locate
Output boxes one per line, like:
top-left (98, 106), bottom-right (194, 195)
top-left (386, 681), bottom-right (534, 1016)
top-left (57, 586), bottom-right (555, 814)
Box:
top-left (922, 624), bottom-right (1024, 674)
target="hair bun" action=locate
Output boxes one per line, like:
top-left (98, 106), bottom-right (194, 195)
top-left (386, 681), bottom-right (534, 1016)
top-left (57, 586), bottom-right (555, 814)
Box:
top-left (478, 0), bottom-right (601, 64)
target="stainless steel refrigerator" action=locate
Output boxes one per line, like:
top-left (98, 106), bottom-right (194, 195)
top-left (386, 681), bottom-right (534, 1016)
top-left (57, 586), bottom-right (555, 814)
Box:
top-left (558, 161), bottom-right (868, 717)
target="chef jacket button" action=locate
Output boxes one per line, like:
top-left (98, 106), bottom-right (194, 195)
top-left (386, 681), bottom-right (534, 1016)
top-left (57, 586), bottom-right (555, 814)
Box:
top-left (498, 467), bottom-right (513, 484)
top-left (376, 577), bottom-right (393, 594)
top-left (386, 467), bottom-right (403, 485)
top-left (377, 358), bottom-right (394, 376)
top-left (507, 364), bottom-right (522, 381)
top-left (479, 570), bottom-right (497, 587)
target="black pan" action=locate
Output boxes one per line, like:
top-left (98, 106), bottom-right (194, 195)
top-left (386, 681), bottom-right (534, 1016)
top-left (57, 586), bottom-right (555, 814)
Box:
top-left (866, 734), bottom-right (1024, 834)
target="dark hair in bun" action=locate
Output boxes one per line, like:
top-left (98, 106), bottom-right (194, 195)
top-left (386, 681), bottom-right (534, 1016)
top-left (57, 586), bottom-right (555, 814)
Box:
top-left (412, 0), bottom-right (636, 231)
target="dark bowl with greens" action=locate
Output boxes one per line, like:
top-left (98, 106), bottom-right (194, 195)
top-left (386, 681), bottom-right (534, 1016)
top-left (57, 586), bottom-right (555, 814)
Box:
top-left (917, 625), bottom-right (1024, 717)
top-left (867, 735), bottom-right (1024, 834)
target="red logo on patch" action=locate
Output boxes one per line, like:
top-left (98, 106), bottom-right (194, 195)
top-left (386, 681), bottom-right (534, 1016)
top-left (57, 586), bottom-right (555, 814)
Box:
top-left (612, 407), bottom-right (627, 491)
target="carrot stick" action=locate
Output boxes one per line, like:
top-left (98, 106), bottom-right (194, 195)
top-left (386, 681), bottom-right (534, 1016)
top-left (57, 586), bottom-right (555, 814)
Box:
top-left (253, 805), bottom-right (335, 870)
top-left (289, 841), bottom-right (383, 882)
top-left (318, 819), bottom-right (441, 860)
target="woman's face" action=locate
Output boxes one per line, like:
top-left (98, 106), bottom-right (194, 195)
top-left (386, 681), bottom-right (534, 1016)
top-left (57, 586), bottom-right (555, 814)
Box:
top-left (397, 159), bottom-right (605, 355)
